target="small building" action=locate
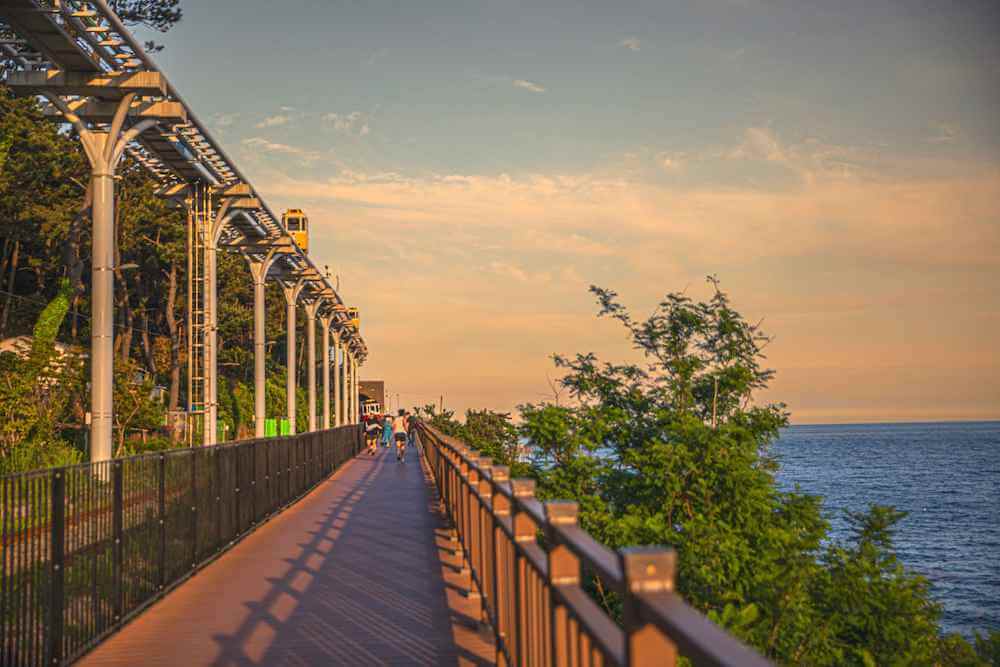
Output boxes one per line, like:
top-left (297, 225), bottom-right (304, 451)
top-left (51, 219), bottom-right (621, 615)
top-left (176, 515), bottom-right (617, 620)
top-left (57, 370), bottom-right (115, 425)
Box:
top-left (359, 379), bottom-right (385, 416)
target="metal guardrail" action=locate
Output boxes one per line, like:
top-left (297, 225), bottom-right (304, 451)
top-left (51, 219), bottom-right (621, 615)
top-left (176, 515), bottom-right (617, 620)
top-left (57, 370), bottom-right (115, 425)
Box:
top-left (416, 422), bottom-right (772, 667)
top-left (0, 425), bottom-right (363, 666)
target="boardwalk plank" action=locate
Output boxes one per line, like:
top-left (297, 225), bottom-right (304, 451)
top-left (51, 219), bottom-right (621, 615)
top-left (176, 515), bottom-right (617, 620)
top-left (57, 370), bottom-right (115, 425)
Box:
top-left (78, 446), bottom-right (495, 666)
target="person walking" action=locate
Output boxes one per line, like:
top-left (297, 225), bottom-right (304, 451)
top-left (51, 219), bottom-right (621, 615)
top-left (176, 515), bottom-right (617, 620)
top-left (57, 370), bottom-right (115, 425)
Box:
top-left (365, 415), bottom-right (381, 455)
top-left (381, 413), bottom-right (393, 450)
top-left (393, 409), bottom-right (408, 462)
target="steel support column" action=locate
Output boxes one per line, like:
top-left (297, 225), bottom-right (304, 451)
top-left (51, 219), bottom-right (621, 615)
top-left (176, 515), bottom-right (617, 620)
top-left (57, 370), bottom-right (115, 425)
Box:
top-left (303, 300), bottom-right (321, 432)
top-left (354, 357), bottom-right (360, 422)
top-left (245, 250), bottom-right (276, 438)
top-left (342, 350), bottom-right (350, 425)
top-left (348, 352), bottom-right (356, 424)
top-left (281, 280), bottom-right (305, 434)
top-left (45, 94), bottom-right (155, 462)
top-left (91, 169), bottom-right (115, 460)
top-left (320, 314), bottom-right (333, 430)
top-left (204, 230), bottom-right (217, 445)
top-left (332, 330), bottom-right (341, 427)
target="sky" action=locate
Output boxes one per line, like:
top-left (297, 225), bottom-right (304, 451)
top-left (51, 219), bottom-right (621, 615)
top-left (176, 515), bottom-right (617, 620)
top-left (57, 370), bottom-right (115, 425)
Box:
top-left (145, 0), bottom-right (1000, 423)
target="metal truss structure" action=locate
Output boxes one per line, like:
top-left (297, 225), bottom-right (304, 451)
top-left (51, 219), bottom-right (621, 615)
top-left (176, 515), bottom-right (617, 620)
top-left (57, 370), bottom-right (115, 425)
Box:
top-left (1, 0), bottom-right (367, 458)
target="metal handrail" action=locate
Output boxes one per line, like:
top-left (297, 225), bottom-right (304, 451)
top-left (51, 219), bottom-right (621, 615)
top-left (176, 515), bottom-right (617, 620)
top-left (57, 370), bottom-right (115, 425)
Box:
top-left (0, 425), bottom-right (363, 665)
top-left (415, 422), bottom-right (772, 667)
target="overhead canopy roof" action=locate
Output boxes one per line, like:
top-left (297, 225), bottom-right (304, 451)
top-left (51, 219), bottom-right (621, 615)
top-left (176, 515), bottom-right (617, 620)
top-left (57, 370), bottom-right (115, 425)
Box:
top-left (0, 0), bottom-right (366, 360)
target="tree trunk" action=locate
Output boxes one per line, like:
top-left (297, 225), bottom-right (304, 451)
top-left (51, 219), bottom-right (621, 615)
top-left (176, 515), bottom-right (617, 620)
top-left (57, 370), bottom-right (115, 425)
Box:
top-left (141, 309), bottom-right (156, 375)
top-left (164, 264), bottom-right (183, 440)
top-left (0, 238), bottom-right (11, 297)
top-left (63, 181), bottom-right (91, 298)
top-left (0, 239), bottom-right (20, 335)
top-left (70, 295), bottom-right (79, 340)
top-left (113, 241), bottom-right (133, 363)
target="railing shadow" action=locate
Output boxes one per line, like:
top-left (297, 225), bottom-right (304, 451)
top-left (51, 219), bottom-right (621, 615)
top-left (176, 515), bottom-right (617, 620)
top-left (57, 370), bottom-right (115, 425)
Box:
top-left (206, 448), bottom-right (494, 665)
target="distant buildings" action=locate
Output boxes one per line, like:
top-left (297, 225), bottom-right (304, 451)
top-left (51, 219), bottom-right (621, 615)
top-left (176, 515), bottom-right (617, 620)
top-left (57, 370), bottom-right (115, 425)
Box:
top-left (359, 379), bottom-right (385, 415)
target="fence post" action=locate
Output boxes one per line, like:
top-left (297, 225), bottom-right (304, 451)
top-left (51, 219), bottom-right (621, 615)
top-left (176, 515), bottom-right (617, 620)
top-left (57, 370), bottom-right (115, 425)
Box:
top-left (215, 449), bottom-right (222, 551)
top-left (490, 465), bottom-right (511, 655)
top-left (158, 454), bottom-right (166, 590)
top-left (510, 478), bottom-right (537, 665)
top-left (191, 451), bottom-right (198, 567)
top-left (465, 457), bottom-right (480, 584)
top-left (252, 441), bottom-right (258, 520)
top-left (112, 461), bottom-right (123, 622)
top-left (621, 547), bottom-right (677, 667)
top-left (234, 447), bottom-right (241, 536)
top-left (545, 501), bottom-right (580, 667)
top-left (477, 456), bottom-right (496, 623)
top-left (48, 469), bottom-right (65, 665)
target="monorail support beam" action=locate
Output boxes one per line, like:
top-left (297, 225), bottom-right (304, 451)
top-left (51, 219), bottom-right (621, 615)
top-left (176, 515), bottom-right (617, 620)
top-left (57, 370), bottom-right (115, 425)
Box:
top-left (37, 92), bottom-right (156, 463)
top-left (244, 248), bottom-right (278, 438)
top-left (281, 280), bottom-right (306, 435)
top-left (332, 329), bottom-right (341, 427)
top-left (303, 300), bottom-right (321, 432)
top-left (320, 313), bottom-right (333, 430)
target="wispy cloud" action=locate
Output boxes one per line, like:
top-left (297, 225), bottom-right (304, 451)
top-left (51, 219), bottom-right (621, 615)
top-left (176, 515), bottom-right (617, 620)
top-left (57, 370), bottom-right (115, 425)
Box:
top-left (513, 79), bottom-right (546, 94)
top-left (657, 151), bottom-right (686, 172)
top-left (212, 112), bottom-right (240, 129)
top-left (322, 111), bottom-right (370, 135)
top-left (730, 126), bottom-right (787, 163)
top-left (928, 122), bottom-right (960, 144)
top-left (241, 137), bottom-right (321, 161)
top-left (256, 114), bottom-right (291, 129)
top-left (620, 37), bottom-right (641, 52)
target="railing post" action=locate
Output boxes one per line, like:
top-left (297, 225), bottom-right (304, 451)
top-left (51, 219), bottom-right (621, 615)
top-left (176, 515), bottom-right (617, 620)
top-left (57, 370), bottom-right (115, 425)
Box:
top-left (265, 441), bottom-right (271, 515)
top-left (465, 457), bottom-right (480, 584)
top-left (250, 440), bottom-right (257, 524)
top-left (490, 465), bottom-right (511, 661)
top-left (476, 457), bottom-right (493, 612)
top-left (621, 547), bottom-right (678, 667)
top-left (234, 446), bottom-right (241, 536)
top-left (510, 478), bottom-right (537, 666)
top-left (48, 469), bottom-right (65, 666)
top-left (545, 502), bottom-right (580, 667)
top-left (191, 451), bottom-right (198, 567)
top-left (158, 454), bottom-right (166, 590)
top-left (215, 449), bottom-right (222, 551)
top-left (112, 461), bottom-right (123, 622)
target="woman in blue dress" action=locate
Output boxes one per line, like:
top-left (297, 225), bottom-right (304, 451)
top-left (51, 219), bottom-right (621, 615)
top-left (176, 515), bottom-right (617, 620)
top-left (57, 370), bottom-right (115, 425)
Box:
top-left (381, 413), bottom-right (393, 449)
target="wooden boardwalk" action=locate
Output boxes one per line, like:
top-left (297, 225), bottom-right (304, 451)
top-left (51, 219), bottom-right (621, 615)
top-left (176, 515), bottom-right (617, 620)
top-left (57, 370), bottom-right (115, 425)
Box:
top-left (79, 446), bottom-right (495, 666)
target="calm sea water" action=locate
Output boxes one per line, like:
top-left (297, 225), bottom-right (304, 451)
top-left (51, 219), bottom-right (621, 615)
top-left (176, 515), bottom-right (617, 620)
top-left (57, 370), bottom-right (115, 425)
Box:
top-left (773, 421), bottom-right (1000, 637)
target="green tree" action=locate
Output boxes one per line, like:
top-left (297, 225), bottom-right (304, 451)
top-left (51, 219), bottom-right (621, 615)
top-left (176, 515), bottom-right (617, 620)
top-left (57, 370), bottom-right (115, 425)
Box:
top-left (519, 279), bottom-right (995, 665)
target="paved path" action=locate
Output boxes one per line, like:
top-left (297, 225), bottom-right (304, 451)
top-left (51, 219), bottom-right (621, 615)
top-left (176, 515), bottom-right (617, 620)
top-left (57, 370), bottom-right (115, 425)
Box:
top-left (80, 446), bottom-right (495, 666)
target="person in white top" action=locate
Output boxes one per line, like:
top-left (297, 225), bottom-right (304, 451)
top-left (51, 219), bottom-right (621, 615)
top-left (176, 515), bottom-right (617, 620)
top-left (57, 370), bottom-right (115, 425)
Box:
top-left (392, 410), bottom-right (409, 462)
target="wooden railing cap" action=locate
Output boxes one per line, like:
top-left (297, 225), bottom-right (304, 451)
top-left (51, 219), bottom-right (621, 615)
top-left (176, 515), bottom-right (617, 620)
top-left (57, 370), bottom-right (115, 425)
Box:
top-left (544, 500), bottom-right (579, 525)
top-left (510, 478), bottom-right (536, 497)
top-left (620, 546), bottom-right (676, 593)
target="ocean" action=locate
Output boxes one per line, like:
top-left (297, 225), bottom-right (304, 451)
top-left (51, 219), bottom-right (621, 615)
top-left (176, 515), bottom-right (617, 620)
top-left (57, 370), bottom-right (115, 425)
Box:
top-left (773, 421), bottom-right (1000, 638)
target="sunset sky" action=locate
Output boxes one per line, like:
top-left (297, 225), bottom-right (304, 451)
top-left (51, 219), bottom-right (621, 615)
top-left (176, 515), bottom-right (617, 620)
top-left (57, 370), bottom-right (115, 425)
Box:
top-left (147, 0), bottom-right (999, 423)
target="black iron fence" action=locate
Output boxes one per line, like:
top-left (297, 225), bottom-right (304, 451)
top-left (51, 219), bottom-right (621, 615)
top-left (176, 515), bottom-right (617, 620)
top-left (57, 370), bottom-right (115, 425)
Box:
top-left (0, 425), bottom-right (363, 666)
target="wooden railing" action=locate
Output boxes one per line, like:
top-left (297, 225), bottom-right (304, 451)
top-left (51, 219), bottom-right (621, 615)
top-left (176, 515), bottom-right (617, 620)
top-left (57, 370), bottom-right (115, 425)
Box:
top-left (415, 422), bottom-right (771, 667)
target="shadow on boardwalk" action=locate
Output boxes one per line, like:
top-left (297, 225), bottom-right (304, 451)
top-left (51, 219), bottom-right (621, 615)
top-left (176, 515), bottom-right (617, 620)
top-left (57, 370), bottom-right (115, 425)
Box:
top-left (79, 447), bottom-right (495, 666)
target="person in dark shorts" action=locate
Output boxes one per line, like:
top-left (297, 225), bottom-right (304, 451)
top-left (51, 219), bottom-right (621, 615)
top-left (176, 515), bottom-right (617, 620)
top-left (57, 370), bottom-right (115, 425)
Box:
top-left (365, 415), bottom-right (381, 455)
top-left (392, 409), bottom-right (408, 462)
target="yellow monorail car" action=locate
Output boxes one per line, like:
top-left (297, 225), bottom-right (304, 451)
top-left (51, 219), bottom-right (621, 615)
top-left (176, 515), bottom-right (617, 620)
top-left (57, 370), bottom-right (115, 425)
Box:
top-left (282, 208), bottom-right (309, 252)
